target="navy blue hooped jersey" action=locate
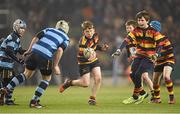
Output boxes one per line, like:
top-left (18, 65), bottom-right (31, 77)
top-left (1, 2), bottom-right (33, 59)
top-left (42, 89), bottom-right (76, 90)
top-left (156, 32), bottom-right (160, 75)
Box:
top-left (0, 32), bottom-right (22, 69)
top-left (32, 28), bottom-right (69, 60)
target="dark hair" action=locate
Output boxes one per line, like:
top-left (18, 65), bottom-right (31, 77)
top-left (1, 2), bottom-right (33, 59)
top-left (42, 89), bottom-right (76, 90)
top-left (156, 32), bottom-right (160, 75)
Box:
top-left (81, 21), bottom-right (94, 30)
top-left (125, 20), bottom-right (138, 28)
top-left (135, 10), bottom-right (150, 22)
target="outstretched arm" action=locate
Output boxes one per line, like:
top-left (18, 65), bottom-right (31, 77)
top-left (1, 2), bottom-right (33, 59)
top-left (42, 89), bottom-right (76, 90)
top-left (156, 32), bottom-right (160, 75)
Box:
top-left (24, 37), bottom-right (39, 56)
top-left (111, 38), bottom-right (129, 57)
top-left (53, 47), bottom-right (64, 75)
top-left (24, 30), bottom-right (45, 56)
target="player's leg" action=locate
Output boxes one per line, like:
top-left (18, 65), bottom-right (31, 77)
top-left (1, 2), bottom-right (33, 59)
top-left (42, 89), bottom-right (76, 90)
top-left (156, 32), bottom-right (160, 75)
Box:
top-left (123, 58), bottom-right (143, 104)
top-left (30, 72), bottom-right (51, 108)
top-left (29, 55), bottom-right (53, 108)
top-left (3, 68), bottom-right (34, 91)
top-left (5, 53), bottom-right (37, 91)
top-left (59, 64), bottom-right (91, 93)
top-left (72, 74), bottom-right (91, 87)
top-left (0, 53), bottom-right (36, 105)
top-left (2, 69), bottom-right (18, 105)
top-left (89, 66), bottom-right (102, 105)
top-left (151, 71), bottom-right (162, 103)
top-left (134, 58), bottom-right (154, 104)
top-left (163, 64), bottom-right (175, 104)
top-left (142, 73), bottom-right (154, 100)
top-left (151, 64), bottom-right (164, 103)
top-left (0, 68), bottom-right (34, 106)
top-left (59, 73), bottom-right (90, 92)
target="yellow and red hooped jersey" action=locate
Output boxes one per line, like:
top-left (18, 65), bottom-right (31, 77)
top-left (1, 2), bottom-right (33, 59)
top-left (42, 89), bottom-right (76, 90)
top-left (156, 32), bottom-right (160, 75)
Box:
top-left (123, 36), bottom-right (137, 61)
top-left (127, 27), bottom-right (166, 58)
top-left (156, 36), bottom-right (175, 65)
top-left (77, 33), bottom-right (100, 64)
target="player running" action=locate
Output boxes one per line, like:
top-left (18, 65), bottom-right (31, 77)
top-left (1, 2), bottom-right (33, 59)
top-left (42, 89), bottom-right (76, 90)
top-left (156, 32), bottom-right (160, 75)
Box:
top-left (113, 10), bottom-right (166, 104)
top-left (112, 19), bottom-right (155, 102)
top-left (59, 21), bottom-right (109, 105)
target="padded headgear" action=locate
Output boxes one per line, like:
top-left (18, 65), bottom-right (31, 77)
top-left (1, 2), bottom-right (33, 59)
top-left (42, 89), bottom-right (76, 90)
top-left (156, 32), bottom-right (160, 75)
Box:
top-left (55, 20), bottom-right (69, 34)
top-left (150, 21), bottom-right (161, 32)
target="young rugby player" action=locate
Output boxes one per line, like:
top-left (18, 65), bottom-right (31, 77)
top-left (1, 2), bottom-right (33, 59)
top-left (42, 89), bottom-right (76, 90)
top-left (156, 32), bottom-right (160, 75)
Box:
top-left (0, 19), bottom-right (26, 105)
top-left (59, 21), bottom-right (109, 105)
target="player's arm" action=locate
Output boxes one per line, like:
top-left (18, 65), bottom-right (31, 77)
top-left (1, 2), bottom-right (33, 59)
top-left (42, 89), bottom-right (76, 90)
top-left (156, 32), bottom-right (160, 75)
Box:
top-left (112, 37), bottom-right (130, 57)
top-left (53, 39), bottom-right (69, 75)
top-left (3, 37), bottom-right (22, 64)
top-left (96, 43), bottom-right (109, 51)
top-left (95, 34), bottom-right (109, 51)
top-left (24, 30), bottom-right (44, 55)
top-left (53, 47), bottom-right (63, 75)
top-left (150, 32), bottom-right (166, 61)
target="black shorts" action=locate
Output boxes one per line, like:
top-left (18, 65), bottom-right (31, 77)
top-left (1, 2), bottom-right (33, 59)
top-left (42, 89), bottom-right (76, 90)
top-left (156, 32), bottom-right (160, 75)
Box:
top-left (25, 52), bottom-right (52, 75)
top-left (154, 62), bottom-right (174, 72)
top-left (131, 57), bottom-right (154, 75)
top-left (79, 60), bottom-right (100, 76)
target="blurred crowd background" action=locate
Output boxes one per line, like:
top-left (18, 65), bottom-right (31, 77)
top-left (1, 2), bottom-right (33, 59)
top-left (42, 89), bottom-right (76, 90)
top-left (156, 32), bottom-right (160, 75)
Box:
top-left (0, 0), bottom-right (180, 85)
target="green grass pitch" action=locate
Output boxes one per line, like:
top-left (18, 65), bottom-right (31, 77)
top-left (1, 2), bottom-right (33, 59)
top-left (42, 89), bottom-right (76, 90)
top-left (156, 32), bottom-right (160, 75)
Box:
top-left (0, 85), bottom-right (180, 114)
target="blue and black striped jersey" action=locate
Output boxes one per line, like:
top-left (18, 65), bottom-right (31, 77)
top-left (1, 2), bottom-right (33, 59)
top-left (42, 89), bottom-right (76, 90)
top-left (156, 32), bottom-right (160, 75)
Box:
top-left (0, 32), bottom-right (22, 69)
top-left (32, 28), bottom-right (69, 60)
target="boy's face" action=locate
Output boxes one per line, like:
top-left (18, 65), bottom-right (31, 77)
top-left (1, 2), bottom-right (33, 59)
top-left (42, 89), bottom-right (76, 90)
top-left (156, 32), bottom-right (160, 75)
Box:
top-left (126, 25), bottom-right (135, 33)
top-left (137, 17), bottom-right (149, 29)
top-left (18, 28), bottom-right (26, 37)
top-left (83, 28), bottom-right (95, 38)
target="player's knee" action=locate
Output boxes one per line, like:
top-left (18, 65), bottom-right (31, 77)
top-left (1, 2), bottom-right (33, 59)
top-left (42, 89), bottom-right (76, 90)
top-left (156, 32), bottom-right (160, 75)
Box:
top-left (142, 75), bottom-right (146, 80)
top-left (163, 76), bottom-right (170, 81)
top-left (82, 79), bottom-right (90, 87)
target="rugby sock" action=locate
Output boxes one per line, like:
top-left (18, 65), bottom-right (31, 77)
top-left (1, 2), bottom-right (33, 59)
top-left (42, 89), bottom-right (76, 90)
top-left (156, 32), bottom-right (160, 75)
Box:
top-left (3, 78), bottom-right (14, 100)
top-left (150, 90), bottom-right (154, 98)
top-left (6, 73), bottom-right (26, 90)
top-left (32, 80), bottom-right (49, 101)
top-left (5, 88), bottom-right (14, 100)
top-left (153, 84), bottom-right (160, 99)
top-left (132, 88), bottom-right (139, 99)
top-left (165, 79), bottom-right (174, 100)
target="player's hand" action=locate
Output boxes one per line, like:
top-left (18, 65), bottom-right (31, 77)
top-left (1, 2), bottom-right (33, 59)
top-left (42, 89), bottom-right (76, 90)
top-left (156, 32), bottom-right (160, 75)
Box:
top-left (88, 51), bottom-right (96, 61)
top-left (101, 43), bottom-right (109, 51)
top-left (54, 65), bottom-right (61, 75)
top-left (23, 51), bottom-right (31, 57)
top-left (129, 47), bottom-right (136, 56)
top-left (150, 53), bottom-right (158, 63)
top-left (111, 49), bottom-right (121, 57)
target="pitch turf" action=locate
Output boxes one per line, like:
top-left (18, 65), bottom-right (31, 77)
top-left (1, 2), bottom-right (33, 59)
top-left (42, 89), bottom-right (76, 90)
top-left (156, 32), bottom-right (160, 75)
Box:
top-left (0, 85), bottom-right (180, 114)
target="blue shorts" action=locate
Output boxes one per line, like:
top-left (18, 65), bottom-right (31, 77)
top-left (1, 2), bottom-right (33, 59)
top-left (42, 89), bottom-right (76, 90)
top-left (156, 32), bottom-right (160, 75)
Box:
top-left (131, 57), bottom-right (154, 75)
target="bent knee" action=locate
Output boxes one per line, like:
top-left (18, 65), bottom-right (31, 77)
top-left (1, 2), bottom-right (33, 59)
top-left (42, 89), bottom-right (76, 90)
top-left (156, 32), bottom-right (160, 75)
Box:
top-left (82, 79), bottom-right (90, 87)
